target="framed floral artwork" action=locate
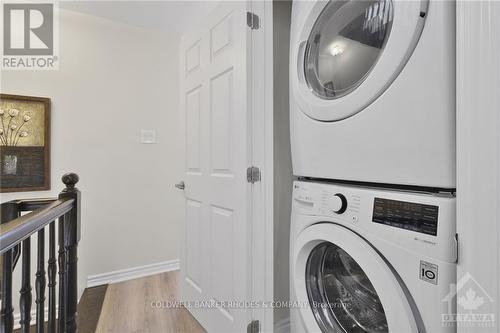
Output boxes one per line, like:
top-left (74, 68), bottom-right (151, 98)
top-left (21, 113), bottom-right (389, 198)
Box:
top-left (0, 94), bottom-right (50, 192)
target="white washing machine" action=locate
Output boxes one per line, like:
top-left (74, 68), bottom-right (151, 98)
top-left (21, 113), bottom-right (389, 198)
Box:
top-left (290, 181), bottom-right (457, 332)
top-left (290, 0), bottom-right (456, 189)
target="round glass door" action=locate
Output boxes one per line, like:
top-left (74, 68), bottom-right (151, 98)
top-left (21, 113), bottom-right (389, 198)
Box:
top-left (306, 242), bottom-right (389, 333)
top-left (304, 0), bottom-right (394, 100)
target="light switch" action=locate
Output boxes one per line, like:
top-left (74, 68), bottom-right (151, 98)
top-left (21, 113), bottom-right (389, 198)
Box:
top-left (141, 130), bottom-right (156, 144)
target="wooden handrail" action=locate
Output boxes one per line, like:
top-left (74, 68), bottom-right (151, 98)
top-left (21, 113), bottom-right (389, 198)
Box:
top-left (9, 198), bottom-right (61, 213)
top-left (0, 198), bottom-right (74, 255)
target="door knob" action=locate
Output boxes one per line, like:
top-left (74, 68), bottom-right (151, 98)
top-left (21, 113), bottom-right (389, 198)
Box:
top-left (175, 181), bottom-right (185, 190)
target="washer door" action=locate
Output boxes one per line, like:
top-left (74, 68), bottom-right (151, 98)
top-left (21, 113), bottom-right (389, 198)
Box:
top-left (291, 0), bottom-right (428, 121)
top-left (293, 223), bottom-right (419, 332)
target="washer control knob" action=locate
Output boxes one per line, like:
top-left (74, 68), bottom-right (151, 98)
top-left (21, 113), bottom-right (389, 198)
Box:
top-left (328, 193), bottom-right (348, 214)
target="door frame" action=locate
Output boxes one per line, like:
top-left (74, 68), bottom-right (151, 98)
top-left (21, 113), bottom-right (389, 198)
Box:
top-left (249, 1), bottom-right (274, 332)
top-left (456, 1), bottom-right (500, 332)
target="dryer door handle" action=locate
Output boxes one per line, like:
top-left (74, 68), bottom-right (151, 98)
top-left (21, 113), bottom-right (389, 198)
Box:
top-left (297, 40), bottom-right (307, 84)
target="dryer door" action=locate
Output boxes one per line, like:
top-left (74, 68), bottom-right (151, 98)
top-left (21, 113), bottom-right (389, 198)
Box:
top-left (293, 223), bottom-right (420, 332)
top-left (291, 0), bottom-right (428, 121)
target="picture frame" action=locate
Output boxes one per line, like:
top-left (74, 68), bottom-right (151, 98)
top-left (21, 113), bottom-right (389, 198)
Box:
top-left (0, 94), bottom-right (51, 192)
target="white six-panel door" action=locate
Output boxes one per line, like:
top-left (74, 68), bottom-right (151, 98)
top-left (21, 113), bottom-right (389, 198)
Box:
top-left (179, 2), bottom-right (251, 332)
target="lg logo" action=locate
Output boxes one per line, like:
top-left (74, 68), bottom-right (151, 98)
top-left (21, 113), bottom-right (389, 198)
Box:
top-left (3, 4), bottom-right (54, 55)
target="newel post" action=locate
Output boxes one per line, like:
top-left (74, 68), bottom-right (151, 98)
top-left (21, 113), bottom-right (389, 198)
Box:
top-left (58, 173), bottom-right (81, 333)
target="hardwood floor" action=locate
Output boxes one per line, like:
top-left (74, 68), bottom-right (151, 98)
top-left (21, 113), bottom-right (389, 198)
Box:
top-left (96, 271), bottom-right (205, 333)
top-left (12, 271), bottom-right (199, 333)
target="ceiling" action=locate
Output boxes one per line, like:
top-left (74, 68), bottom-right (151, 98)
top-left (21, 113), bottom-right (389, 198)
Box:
top-left (60, 1), bottom-right (220, 33)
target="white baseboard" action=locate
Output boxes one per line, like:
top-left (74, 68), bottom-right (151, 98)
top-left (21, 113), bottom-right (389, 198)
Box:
top-left (274, 317), bottom-right (290, 333)
top-left (86, 259), bottom-right (180, 288)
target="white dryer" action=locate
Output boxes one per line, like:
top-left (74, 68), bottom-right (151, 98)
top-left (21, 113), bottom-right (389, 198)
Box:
top-left (290, 181), bottom-right (457, 332)
top-left (290, 0), bottom-right (456, 189)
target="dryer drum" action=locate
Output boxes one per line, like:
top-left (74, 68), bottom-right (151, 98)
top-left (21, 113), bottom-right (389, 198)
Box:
top-left (304, 0), bottom-right (394, 100)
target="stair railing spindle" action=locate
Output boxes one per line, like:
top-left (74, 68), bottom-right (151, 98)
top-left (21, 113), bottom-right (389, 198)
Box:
top-left (36, 228), bottom-right (46, 333)
top-left (20, 238), bottom-right (32, 333)
top-left (1, 249), bottom-right (14, 333)
top-left (58, 217), bottom-right (66, 333)
top-left (47, 221), bottom-right (57, 333)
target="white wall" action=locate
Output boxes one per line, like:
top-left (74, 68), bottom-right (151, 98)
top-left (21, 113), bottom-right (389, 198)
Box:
top-left (456, 2), bottom-right (500, 332)
top-left (1, 8), bottom-right (182, 297)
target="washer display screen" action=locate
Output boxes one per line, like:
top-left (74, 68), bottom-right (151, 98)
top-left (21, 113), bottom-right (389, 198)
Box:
top-left (372, 198), bottom-right (439, 236)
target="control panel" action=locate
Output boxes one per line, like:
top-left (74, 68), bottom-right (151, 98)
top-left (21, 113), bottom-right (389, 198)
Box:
top-left (372, 198), bottom-right (439, 236)
top-left (292, 181), bottom-right (457, 263)
top-left (293, 181), bottom-right (448, 236)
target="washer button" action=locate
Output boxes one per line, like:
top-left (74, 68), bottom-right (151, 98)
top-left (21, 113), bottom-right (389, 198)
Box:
top-left (351, 215), bottom-right (359, 223)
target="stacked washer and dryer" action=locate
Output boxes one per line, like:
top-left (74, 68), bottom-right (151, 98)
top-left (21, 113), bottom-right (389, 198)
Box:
top-left (289, 0), bottom-right (457, 332)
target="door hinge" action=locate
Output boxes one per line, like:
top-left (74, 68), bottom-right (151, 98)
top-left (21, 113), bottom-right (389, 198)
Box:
top-left (247, 166), bottom-right (261, 183)
top-left (247, 320), bottom-right (260, 333)
top-left (247, 12), bottom-right (260, 30)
